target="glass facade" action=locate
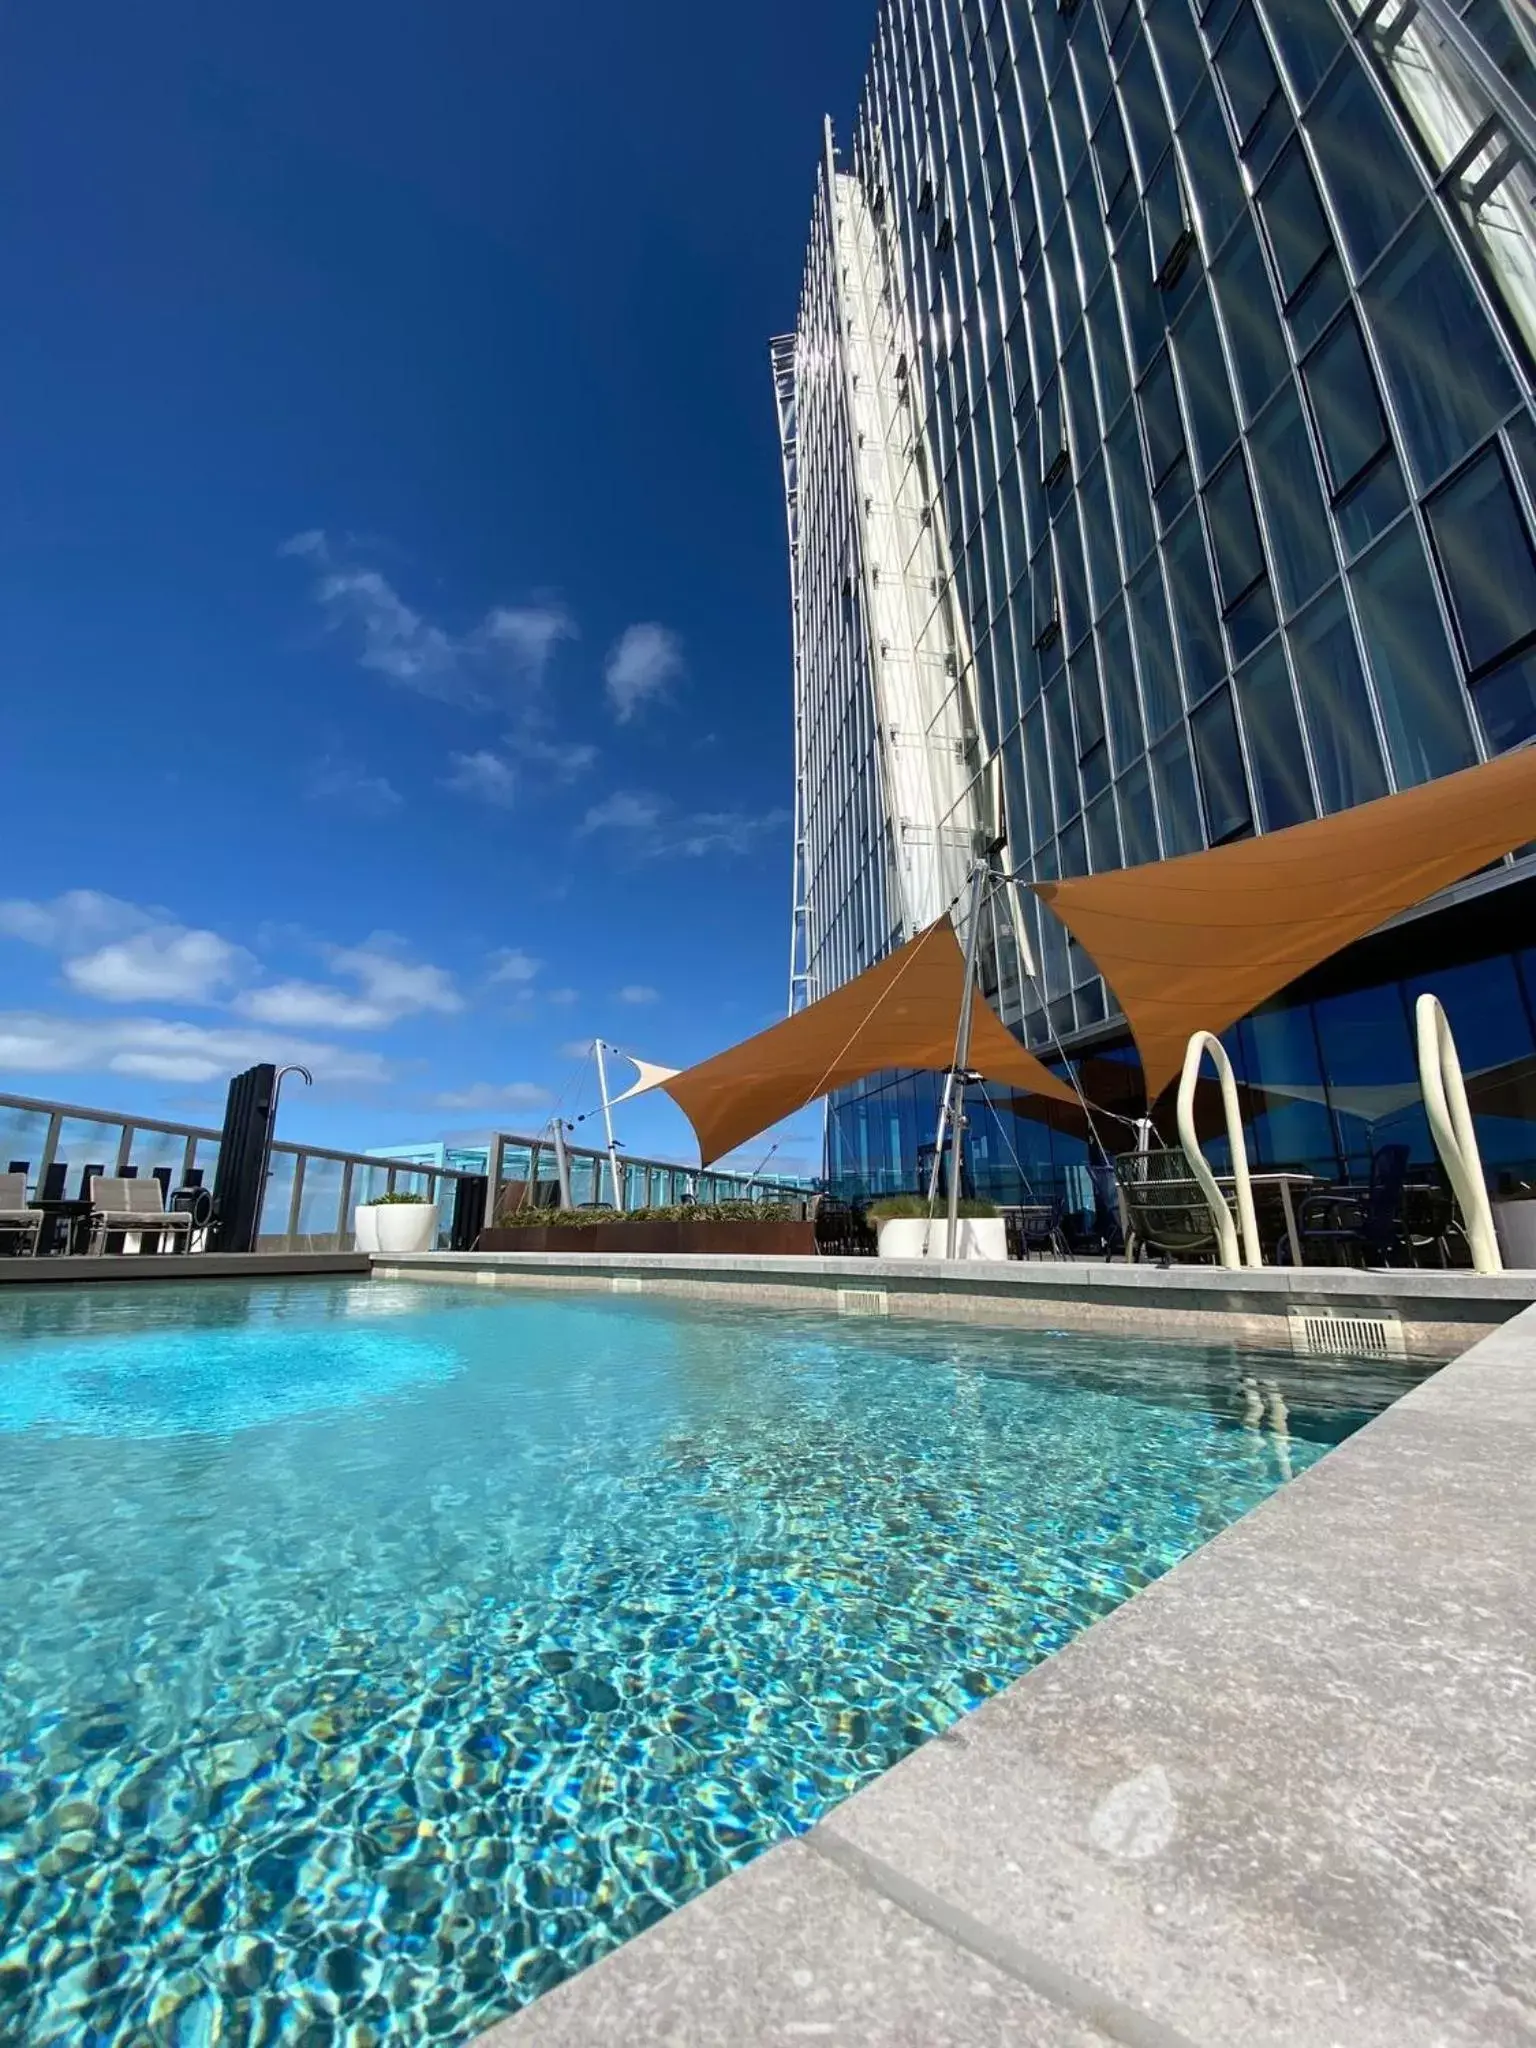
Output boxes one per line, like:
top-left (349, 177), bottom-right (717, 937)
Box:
top-left (779, 0), bottom-right (1536, 1195)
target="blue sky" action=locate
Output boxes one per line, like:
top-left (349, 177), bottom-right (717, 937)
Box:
top-left (0, 0), bottom-right (872, 1177)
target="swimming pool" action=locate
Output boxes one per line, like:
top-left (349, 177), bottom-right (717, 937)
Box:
top-left (0, 1278), bottom-right (1422, 2044)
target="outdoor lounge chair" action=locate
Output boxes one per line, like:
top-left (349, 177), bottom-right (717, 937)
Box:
top-left (0, 1172), bottom-right (44, 1256)
top-left (87, 1176), bottom-right (195, 1256)
top-left (1113, 1147), bottom-right (1225, 1263)
top-left (1296, 1145), bottom-right (1413, 1267)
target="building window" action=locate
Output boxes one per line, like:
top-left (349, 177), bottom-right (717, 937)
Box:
top-left (1256, 138), bottom-right (1333, 304)
top-left (1302, 60), bottom-right (1418, 282)
top-left (1425, 442), bottom-right (1536, 751)
top-left (1249, 385), bottom-right (1336, 615)
top-left (1351, 522), bottom-right (1479, 787)
top-left (1301, 307), bottom-right (1389, 499)
top-left (1214, 5), bottom-right (1281, 145)
top-left (1360, 208), bottom-right (1520, 493)
top-left (1236, 641), bottom-right (1316, 827)
top-left (1191, 684), bottom-right (1255, 840)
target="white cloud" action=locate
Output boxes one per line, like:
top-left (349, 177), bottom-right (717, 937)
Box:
top-left (64, 927), bottom-right (254, 1006)
top-left (236, 983), bottom-right (395, 1031)
top-left (429, 1080), bottom-right (552, 1112)
top-left (577, 790), bottom-right (664, 837)
top-left (558, 1037), bottom-right (596, 1060)
top-left (0, 890), bottom-right (160, 954)
top-left (576, 791), bottom-right (789, 860)
top-left (618, 984), bottom-right (659, 1005)
top-left (235, 938), bottom-right (463, 1033)
top-left (305, 758), bottom-right (403, 815)
top-left (488, 948), bottom-right (541, 985)
top-left (505, 730), bottom-right (598, 778)
top-left (476, 606), bottom-right (577, 676)
top-left (282, 531), bottom-right (576, 704)
top-left (443, 750), bottom-right (519, 808)
top-left (604, 623), bottom-right (683, 722)
top-left (0, 1012), bottom-right (391, 1087)
top-left (332, 941), bottom-right (462, 1017)
top-left (546, 987), bottom-right (579, 1006)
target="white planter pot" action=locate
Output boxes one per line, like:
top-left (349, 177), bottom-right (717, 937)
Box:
top-left (1492, 1197), bottom-right (1536, 1269)
top-left (357, 1203), bottom-right (439, 1255)
top-left (876, 1216), bottom-right (1009, 1261)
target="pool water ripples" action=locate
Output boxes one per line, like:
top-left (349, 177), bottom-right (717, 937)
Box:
top-left (0, 1279), bottom-right (1423, 2044)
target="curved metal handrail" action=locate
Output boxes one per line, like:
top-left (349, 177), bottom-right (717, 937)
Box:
top-left (1415, 993), bottom-right (1502, 1274)
top-left (1176, 1031), bottom-right (1262, 1271)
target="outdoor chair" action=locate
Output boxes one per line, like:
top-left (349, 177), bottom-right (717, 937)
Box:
top-left (813, 1196), bottom-right (877, 1257)
top-left (0, 1172), bottom-right (44, 1257)
top-left (1061, 1163), bottom-right (1127, 1260)
top-left (1012, 1196), bottom-right (1069, 1259)
top-left (1296, 1145), bottom-right (1412, 1268)
top-left (1113, 1147), bottom-right (1225, 1264)
top-left (87, 1176), bottom-right (195, 1256)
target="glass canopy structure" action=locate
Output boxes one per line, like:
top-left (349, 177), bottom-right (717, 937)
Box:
top-left (776, 0), bottom-right (1536, 1200)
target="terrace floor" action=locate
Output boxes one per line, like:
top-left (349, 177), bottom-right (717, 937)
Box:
top-left (472, 1298), bottom-right (1536, 2048)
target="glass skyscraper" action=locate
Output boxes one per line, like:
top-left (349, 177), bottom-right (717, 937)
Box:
top-left (776, 0), bottom-right (1536, 1203)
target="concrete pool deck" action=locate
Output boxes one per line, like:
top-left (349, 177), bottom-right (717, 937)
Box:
top-left (475, 1299), bottom-right (1536, 2048)
top-left (377, 1247), bottom-right (1536, 1359)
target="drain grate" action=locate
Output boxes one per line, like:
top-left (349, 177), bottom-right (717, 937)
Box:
top-left (611, 1276), bottom-right (644, 1294)
top-left (837, 1287), bottom-right (889, 1317)
top-left (1287, 1307), bottom-right (1406, 1360)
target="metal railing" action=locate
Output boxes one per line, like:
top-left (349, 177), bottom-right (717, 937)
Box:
top-left (0, 1090), bottom-right (484, 1255)
top-left (484, 1127), bottom-right (810, 1229)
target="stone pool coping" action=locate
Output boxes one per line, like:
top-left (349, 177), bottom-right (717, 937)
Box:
top-left (0, 1250), bottom-right (369, 1285)
top-left (374, 1248), bottom-right (1536, 1359)
top-left (472, 1298), bottom-right (1536, 2048)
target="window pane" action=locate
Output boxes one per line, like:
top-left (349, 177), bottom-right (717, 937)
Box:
top-left (1147, 0), bottom-right (1206, 116)
top-left (1178, 78), bottom-right (1245, 258)
top-left (1064, 328), bottom-right (1100, 473)
top-left (1172, 285), bottom-right (1240, 478)
top-left (1474, 651), bottom-right (1536, 754)
top-left (1212, 220), bottom-right (1290, 422)
top-left (1351, 523), bottom-right (1478, 787)
top-left (1335, 447), bottom-right (1408, 558)
top-left (1139, 348), bottom-right (1187, 486)
top-left (1424, 444), bottom-right (1536, 674)
top-left (1107, 404), bottom-right (1155, 569)
top-left (1191, 685), bottom-right (1253, 840)
top-left (1087, 786), bottom-right (1123, 868)
top-left (1303, 61), bottom-right (1419, 281)
top-left (1024, 697), bottom-right (1055, 842)
top-left (1080, 455), bottom-right (1122, 614)
top-left (1302, 309), bottom-right (1389, 496)
top-left (1361, 210), bottom-right (1519, 491)
top-left (1146, 149), bottom-right (1193, 286)
top-left (1118, 754), bottom-right (1160, 862)
top-left (1288, 585), bottom-right (1389, 811)
top-left (1056, 501), bottom-right (1091, 646)
top-left (1236, 642), bottom-right (1316, 827)
top-left (1118, 33), bottom-right (1171, 184)
top-left (1093, 97), bottom-right (1134, 217)
top-left (1204, 451), bottom-right (1266, 606)
top-left (1163, 499), bottom-right (1229, 702)
top-left (1128, 554), bottom-right (1185, 733)
top-left (1258, 0), bottom-right (1343, 105)
top-left (1088, 275), bottom-right (1131, 421)
top-left (1214, 5), bottom-right (1280, 143)
top-left (1257, 139), bottom-right (1332, 303)
top-left (1249, 385), bottom-right (1335, 614)
top-left (1152, 729), bottom-right (1206, 852)
top-left (1098, 595), bottom-right (1147, 767)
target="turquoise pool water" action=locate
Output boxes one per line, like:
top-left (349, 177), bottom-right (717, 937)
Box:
top-left (0, 1279), bottom-right (1421, 2044)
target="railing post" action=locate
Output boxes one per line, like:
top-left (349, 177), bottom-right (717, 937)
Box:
top-left (1416, 993), bottom-right (1502, 1273)
top-left (286, 1154), bottom-right (306, 1251)
top-left (1176, 1031), bottom-right (1262, 1270)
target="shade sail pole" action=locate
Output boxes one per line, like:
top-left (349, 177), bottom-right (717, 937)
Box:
top-left (593, 1041), bottom-right (624, 1212)
top-left (935, 863), bottom-right (990, 1258)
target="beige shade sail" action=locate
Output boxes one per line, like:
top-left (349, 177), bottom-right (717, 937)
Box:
top-left (1033, 745), bottom-right (1536, 1104)
top-left (648, 915), bottom-right (1079, 1166)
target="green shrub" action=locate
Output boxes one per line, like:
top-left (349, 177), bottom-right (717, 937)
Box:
top-left (367, 1191), bottom-right (433, 1206)
top-left (494, 1200), bottom-right (805, 1228)
top-left (865, 1193), bottom-right (999, 1220)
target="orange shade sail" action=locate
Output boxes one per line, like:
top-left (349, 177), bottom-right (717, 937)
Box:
top-left (657, 915), bottom-right (1078, 1166)
top-left (1033, 744), bottom-right (1536, 1104)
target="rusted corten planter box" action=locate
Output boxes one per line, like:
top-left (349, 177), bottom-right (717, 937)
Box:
top-left (478, 1222), bottom-right (818, 1256)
